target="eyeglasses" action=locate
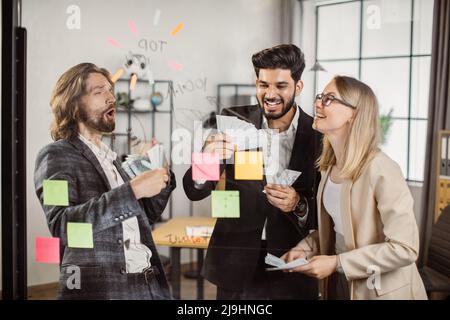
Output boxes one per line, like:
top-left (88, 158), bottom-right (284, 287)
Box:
top-left (315, 93), bottom-right (356, 109)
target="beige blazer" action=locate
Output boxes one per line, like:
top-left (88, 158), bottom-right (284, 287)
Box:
top-left (296, 151), bottom-right (427, 300)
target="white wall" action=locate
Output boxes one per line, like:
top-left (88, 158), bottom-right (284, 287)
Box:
top-left (22, 0), bottom-right (282, 286)
top-left (297, 0), bottom-right (317, 115)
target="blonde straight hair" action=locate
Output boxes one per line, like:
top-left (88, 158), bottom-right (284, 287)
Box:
top-left (317, 76), bottom-right (381, 181)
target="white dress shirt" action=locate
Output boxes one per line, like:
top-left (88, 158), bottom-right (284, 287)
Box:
top-left (261, 105), bottom-right (307, 239)
top-left (79, 134), bottom-right (152, 273)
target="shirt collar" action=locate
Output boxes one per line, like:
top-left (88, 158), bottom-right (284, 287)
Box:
top-left (78, 133), bottom-right (117, 162)
top-left (262, 104), bottom-right (300, 132)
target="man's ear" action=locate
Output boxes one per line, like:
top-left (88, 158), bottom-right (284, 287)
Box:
top-left (295, 80), bottom-right (304, 96)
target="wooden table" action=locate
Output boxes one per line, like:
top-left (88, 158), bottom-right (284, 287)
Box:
top-left (152, 216), bottom-right (216, 299)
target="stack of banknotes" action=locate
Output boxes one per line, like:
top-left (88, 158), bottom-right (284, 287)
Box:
top-left (122, 144), bottom-right (167, 178)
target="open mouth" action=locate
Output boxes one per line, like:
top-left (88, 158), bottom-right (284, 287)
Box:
top-left (104, 107), bottom-right (116, 120)
top-left (315, 113), bottom-right (327, 120)
top-left (264, 98), bottom-right (283, 111)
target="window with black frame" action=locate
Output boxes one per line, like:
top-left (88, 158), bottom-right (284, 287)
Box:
top-left (315, 0), bottom-right (433, 182)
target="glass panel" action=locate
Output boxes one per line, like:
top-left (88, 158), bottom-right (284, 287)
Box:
top-left (361, 58), bottom-right (410, 117)
top-left (317, 1), bottom-right (361, 60)
top-left (362, 0), bottom-right (412, 57)
top-left (410, 120), bottom-right (428, 181)
top-left (380, 119), bottom-right (408, 177)
top-left (23, 0), bottom-right (306, 300)
top-left (316, 60), bottom-right (360, 97)
top-left (413, 0), bottom-right (434, 55)
top-left (0, 0), bottom-right (2, 294)
top-left (411, 56), bottom-right (431, 119)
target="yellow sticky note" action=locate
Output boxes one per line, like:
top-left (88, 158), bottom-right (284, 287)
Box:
top-left (234, 151), bottom-right (263, 180)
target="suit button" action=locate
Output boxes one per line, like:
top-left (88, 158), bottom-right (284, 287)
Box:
top-left (117, 239), bottom-right (123, 245)
top-left (114, 218), bottom-right (119, 222)
top-left (128, 212), bottom-right (133, 216)
top-left (120, 268), bottom-right (126, 275)
top-left (119, 215), bottom-right (124, 220)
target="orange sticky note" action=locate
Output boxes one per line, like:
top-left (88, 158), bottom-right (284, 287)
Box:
top-left (234, 151), bottom-right (263, 180)
top-left (36, 237), bottom-right (60, 264)
top-left (171, 23), bottom-right (184, 36)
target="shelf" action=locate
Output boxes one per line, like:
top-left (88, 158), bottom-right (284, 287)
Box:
top-left (112, 78), bottom-right (174, 219)
top-left (110, 132), bottom-right (128, 136)
top-left (115, 78), bottom-right (173, 84)
top-left (116, 109), bottom-right (171, 114)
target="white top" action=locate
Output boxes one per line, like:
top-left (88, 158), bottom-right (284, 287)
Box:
top-left (79, 134), bottom-right (152, 273)
top-left (323, 175), bottom-right (344, 236)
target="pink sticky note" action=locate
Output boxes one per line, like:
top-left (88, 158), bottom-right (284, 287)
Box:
top-left (128, 20), bottom-right (138, 34)
top-left (107, 37), bottom-right (122, 48)
top-left (36, 237), bottom-right (60, 264)
top-left (168, 60), bottom-right (183, 71)
top-left (192, 153), bottom-right (220, 181)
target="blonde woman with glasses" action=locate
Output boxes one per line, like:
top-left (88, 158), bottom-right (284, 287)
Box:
top-left (281, 76), bottom-right (427, 300)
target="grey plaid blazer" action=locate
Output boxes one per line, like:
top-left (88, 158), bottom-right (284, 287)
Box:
top-left (34, 136), bottom-right (176, 300)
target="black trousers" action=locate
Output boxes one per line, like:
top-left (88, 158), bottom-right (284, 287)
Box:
top-left (216, 241), bottom-right (319, 300)
top-left (126, 266), bottom-right (171, 300)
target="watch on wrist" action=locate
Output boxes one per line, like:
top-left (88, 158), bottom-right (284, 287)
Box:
top-left (293, 195), bottom-right (307, 217)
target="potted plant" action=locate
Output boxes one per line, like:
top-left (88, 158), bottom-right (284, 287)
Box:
top-left (380, 108), bottom-right (394, 145)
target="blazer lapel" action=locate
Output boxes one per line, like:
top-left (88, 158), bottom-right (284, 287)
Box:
top-left (67, 137), bottom-right (111, 190)
top-left (114, 160), bottom-right (131, 183)
top-left (255, 107), bottom-right (263, 130)
top-left (251, 108), bottom-right (265, 187)
top-left (288, 106), bottom-right (305, 170)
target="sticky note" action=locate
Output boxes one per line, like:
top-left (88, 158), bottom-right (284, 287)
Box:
top-left (168, 60), bottom-right (183, 71)
top-left (211, 191), bottom-right (240, 218)
top-left (107, 37), bottom-right (122, 48)
top-left (171, 23), bottom-right (184, 36)
top-left (153, 9), bottom-right (161, 26)
top-left (36, 237), bottom-right (60, 264)
top-left (67, 222), bottom-right (93, 248)
top-left (234, 151), bottom-right (263, 180)
top-left (43, 180), bottom-right (69, 206)
top-left (192, 153), bottom-right (220, 181)
top-left (128, 20), bottom-right (138, 34)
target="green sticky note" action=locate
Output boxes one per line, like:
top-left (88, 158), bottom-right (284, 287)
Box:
top-left (43, 180), bottom-right (69, 206)
top-left (211, 191), bottom-right (240, 218)
top-left (67, 222), bottom-right (93, 248)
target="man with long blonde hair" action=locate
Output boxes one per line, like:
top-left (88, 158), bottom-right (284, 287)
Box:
top-left (34, 63), bottom-right (175, 299)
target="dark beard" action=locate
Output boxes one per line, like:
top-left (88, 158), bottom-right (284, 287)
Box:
top-left (259, 93), bottom-right (296, 120)
top-left (79, 105), bottom-right (115, 133)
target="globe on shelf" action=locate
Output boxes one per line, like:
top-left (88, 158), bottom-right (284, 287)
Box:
top-left (150, 92), bottom-right (163, 110)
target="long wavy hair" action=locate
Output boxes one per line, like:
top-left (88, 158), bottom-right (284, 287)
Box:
top-left (49, 63), bottom-right (112, 141)
top-left (317, 76), bottom-right (381, 181)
